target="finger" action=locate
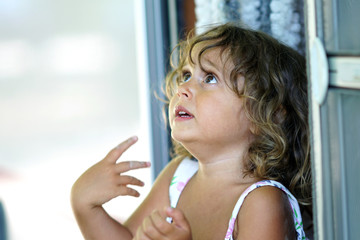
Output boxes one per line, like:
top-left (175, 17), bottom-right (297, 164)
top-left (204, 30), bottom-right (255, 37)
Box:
top-left (115, 161), bottom-right (151, 173)
top-left (134, 226), bottom-right (152, 240)
top-left (116, 185), bottom-right (140, 197)
top-left (166, 207), bottom-right (190, 230)
top-left (117, 175), bottom-right (144, 187)
top-left (142, 215), bottom-right (165, 239)
top-left (158, 207), bottom-right (169, 219)
top-left (150, 210), bottom-right (172, 235)
top-left (105, 136), bottom-right (138, 163)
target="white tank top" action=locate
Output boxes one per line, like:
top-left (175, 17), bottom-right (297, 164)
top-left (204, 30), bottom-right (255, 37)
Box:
top-left (168, 158), bottom-right (308, 240)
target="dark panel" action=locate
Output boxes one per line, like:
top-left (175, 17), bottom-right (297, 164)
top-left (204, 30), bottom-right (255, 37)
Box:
top-left (322, 0), bottom-right (360, 54)
top-left (321, 88), bottom-right (360, 239)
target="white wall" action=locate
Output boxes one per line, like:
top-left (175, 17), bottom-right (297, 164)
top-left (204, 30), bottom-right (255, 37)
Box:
top-left (0, 0), bottom-right (152, 239)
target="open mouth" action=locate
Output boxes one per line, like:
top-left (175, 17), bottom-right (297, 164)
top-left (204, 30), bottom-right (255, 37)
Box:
top-left (175, 106), bottom-right (194, 119)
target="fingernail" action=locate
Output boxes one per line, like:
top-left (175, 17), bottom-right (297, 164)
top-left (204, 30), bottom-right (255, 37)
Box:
top-left (116, 136), bottom-right (137, 148)
top-left (129, 136), bottom-right (138, 142)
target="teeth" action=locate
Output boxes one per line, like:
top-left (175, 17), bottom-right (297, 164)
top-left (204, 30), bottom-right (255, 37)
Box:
top-left (176, 108), bottom-right (192, 118)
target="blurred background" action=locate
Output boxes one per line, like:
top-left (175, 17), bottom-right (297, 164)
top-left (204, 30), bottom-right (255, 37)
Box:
top-left (0, 0), bottom-right (153, 239)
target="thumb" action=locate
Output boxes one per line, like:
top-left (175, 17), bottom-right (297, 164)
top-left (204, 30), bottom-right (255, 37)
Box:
top-left (166, 207), bottom-right (190, 230)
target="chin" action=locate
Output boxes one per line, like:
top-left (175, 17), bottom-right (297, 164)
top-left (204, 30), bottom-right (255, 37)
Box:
top-left (171, 131), bottom-right (194, 145)
top-left (171, 132), bottom-right (186, 144)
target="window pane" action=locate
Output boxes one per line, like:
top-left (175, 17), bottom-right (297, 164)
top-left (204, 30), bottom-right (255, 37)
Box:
top-left (323, 0), bottom-right (360, 54)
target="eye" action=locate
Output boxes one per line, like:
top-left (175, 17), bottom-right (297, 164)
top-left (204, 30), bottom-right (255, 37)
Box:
top-left (181, 71), bottom-right (191, 83)
top-left (204, 74), bottom-right (218, 84)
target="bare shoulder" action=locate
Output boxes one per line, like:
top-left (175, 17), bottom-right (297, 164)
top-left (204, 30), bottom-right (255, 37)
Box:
top-left (124, 157), bottom-right (184, 233)
top-left (236, 186), bottom-right (296, 240)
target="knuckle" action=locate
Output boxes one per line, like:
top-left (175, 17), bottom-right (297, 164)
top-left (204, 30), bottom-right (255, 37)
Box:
top-left (116, 162), bottom-right (128, 172)
top-left (109, 173), bottom-right (118, 185)
top-left (127, 187), bottom-right (135, 194)
top-left (116, 161), bottom-right (137, 173)
top-left (143, 225), bottom-right (156, 235)
top-left (104, 164), bottom-right (115, 174)
top-left (157, 221), bottom-right (170, 233)
top-left (107, 148), bottom-right (121, 161)
top-left (119, 175), bottom-right (130, 183)
top-left (128, 161), bottom-right (133, 169)
top-left (118, 185), bottom-right (129, 195)
top-left (128, 176), bottom-right (136, 183)
top-left (120, 186), bottom-right (138, 196)
top-left (124, 161), bottom-right (133, 170)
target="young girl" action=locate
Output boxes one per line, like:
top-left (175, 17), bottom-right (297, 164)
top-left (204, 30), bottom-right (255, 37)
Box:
top-left (71, 23), bottom-right (312, 240)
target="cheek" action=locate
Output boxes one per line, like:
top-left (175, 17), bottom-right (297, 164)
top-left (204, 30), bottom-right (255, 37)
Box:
top-left (168, 97), bottom-right (176, 127)
top-left (196, 99), bottom-right (235, 132)
top-left (218, 100), bottom-right (251, 136)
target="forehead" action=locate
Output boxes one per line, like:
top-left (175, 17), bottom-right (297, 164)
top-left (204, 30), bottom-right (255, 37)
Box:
top-left (186, 43), bottom-right (234, 71)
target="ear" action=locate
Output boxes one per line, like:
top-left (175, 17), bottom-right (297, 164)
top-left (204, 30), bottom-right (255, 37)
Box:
top-left (249, 122), bottom-right (257, 135)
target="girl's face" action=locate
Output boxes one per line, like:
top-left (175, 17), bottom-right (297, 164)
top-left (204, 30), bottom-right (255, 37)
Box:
top-left (168, 47), bottom-right (253, 152)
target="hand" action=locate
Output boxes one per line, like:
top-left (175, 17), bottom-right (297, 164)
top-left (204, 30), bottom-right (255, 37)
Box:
top-left (71, 136), bottom-right (151, 210)
top-left (133, 207), bottom-right (192, 240)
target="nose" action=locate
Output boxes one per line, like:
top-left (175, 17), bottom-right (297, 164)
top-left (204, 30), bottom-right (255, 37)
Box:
top-left (177, 81), bottom-right (193, 99)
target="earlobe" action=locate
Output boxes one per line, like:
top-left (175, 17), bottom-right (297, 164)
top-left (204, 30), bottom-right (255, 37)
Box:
top-left (249, 123), bottom-right (257, 135)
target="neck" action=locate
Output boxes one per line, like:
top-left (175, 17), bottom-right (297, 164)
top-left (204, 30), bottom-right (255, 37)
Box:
top-left (183, 141), bottom-right (256, 184)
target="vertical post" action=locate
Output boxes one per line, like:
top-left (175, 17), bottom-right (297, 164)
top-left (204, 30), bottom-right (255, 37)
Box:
top-left (305, 0), bottom-right (325, 239)
top-left (143, 0), bottom-right (172, 178)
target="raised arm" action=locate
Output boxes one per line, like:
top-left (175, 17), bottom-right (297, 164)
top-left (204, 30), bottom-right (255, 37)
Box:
top-left (70, 136), bottom-right (150, 240)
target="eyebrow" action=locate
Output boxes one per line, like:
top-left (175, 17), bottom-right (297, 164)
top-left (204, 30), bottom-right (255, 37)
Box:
top-left (200, 56), bottom-right (224, 77)
top-left (202, 57), bottom-right (218, 69)
top-left (184, 51), bottom-right (227, 77)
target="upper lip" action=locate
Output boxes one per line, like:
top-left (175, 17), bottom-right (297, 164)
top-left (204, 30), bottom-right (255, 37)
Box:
top-left (175, 105), bottom-right (193, 117)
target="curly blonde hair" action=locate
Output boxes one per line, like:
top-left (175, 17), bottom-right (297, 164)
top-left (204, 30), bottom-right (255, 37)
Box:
top-left (165, 23), bottom-right (311, 207)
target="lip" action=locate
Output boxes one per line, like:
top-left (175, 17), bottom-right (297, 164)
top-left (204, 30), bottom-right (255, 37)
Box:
top-left (174, 105), bottom-right (194, 121)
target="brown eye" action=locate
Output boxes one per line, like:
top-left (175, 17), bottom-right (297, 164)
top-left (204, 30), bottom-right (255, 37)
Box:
top-left (204, 74), bottom-right (217, 84)
top-left (182, 72), bottom-right (191, 83)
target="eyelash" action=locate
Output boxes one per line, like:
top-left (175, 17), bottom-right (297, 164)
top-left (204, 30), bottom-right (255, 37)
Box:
top-left (204, 74), bottom-right (218, 84)
top-left (181, 71), bottom-right (191, 83)
top-left (179, 70), bottom-right (218, 84)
